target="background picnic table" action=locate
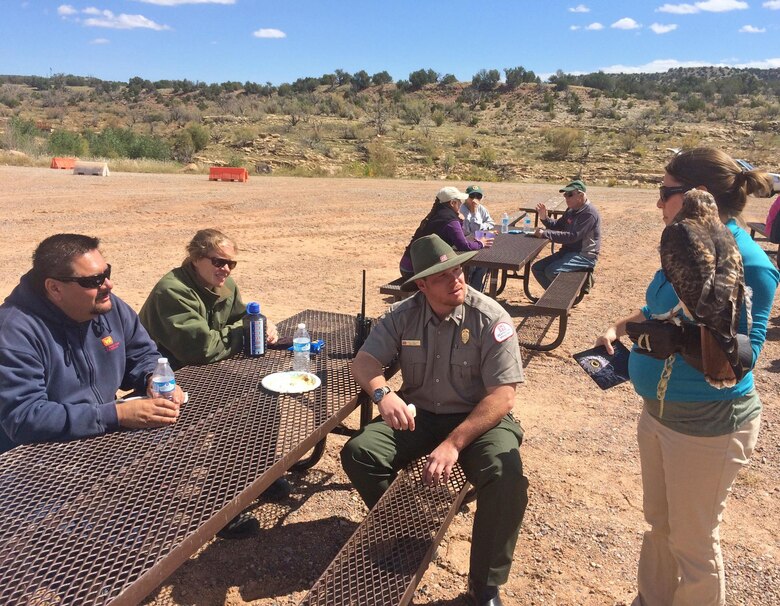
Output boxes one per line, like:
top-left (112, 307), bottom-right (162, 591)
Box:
top-left (0, 167), bottom-right (778, 606)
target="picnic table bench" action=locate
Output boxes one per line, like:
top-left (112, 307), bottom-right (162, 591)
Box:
top-left (515, 270), bottom-right (591, 351)
top-left (746, 221), bottom-right (779, 263)
top-left (300, 458), bottom-right (469, 606)
top-left (379, 276), bottom-right (410, 302)
top-left (748, 221), bottom-right (766, 238)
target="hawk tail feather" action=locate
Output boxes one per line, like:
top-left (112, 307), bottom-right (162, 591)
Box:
top-left (701, 326), bottom-right (737, 389)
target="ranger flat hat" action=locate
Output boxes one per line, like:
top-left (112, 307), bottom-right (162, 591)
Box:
top-left (401, 234), bottom-right (478, 291)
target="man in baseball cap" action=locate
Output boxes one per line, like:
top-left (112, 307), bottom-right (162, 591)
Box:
top-left (531, 178), bottom-right (601, 290)
top-left (344, 234), bottom-right (528, 606)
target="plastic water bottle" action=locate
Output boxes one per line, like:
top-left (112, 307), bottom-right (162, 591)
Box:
top-left (151, 357), bottom-right (176, 401)
top-left (524, 215), bottom-right (532, 233)
top-left (243, 301), bottom-right (266, 357)
top-left (500, 212), bottom-right (509, 234)
top-left (292, 323), bottom-right (311, 373)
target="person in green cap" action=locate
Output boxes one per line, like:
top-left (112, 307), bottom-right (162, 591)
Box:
top-left (531, 178), bottom-right (601, 289)
top-left (461, 185), bottom-right (495, 291)
top-left (342, 234), bottom-right (528, 606)
top-left (461, 185), bottom-right (495, 237)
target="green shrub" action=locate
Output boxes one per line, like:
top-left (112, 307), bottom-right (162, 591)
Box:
top-left (479, 146), bottom-right (497, 167)
top-left (48, 130), bottom-right (88, 156)
top-left (366, 139), bottom-right (397, 177)
top-left (544, 127), bottom-right (584, 159)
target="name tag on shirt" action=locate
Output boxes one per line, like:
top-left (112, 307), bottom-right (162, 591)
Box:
top-left (402, 339), bottom-right (421, 347)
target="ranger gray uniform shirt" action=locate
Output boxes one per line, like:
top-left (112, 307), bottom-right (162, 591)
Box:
top-left (362, 288), bottom-right (524, 414)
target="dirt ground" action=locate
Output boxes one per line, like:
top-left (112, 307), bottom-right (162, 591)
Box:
top-left (1, 166), bottom-right (778, 606)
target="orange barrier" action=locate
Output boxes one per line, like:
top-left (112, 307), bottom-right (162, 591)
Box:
top-left (209, 167), bottom-right (248, 182)
top-left (51, 157), bottom-right (77, 169)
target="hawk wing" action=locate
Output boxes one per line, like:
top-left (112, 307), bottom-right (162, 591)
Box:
top-left (659, 190), bottom-right (744, 388)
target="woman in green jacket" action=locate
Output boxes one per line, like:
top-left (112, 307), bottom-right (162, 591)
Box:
top-left (140, 228), bottom-right (277, 370)
top-left (140, 228), bottom-right (283, 538)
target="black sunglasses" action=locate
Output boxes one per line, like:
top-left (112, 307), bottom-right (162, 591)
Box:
top-left (52, 264), bottom-right (112, 289)
top-left (208, 256), bottom-right (237, 270)
top-left (564, 191), bottom-right (578, 198)
top-left (469, 193), bottom-right (483, 200)
top-left (659, 185), bottom-right (689, 202)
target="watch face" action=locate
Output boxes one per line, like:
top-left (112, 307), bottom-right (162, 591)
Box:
top-left (373, 387), bottom-right (388, 403)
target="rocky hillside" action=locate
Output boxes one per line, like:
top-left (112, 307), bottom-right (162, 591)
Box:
top-left (1, 69), bottom-right (779, 188)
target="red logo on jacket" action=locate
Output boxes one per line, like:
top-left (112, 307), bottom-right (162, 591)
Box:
top-left (101, 336), bottom-right (120, 352)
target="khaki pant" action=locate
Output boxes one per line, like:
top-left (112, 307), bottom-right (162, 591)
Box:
top-left (634, 407), bottom-right (760, 606)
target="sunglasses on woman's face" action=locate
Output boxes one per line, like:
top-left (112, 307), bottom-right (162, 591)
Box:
top-left (208, 257), bottom-right (237, 270)
top-left (469, 194), bottom-right (483, 200)
top-left (52, 264), bottom-right (112, 289)
top-left (659, 185), bottom-right (689, 202)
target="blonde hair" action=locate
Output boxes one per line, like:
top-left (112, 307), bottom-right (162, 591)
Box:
top-left (184, 229), bottom-right (237, 264)
top-left (665, 147), bottom-right (773, 218)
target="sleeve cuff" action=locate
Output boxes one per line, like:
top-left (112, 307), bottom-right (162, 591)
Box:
top-left (99, 401), bottom-right (120, 431)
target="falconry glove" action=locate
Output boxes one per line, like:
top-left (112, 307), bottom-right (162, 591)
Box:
top-left (626, 320), bottom-right (753, 381)
top-left (625, 320), bottom-right (699, 360)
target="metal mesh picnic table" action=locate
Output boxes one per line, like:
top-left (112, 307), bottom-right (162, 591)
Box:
top-left (0, 309), bottom-right (364, 606)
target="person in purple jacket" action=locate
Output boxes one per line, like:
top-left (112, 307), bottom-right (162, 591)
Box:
top-left (400, 186), bottom-right (493, 282)
top-left (0, 233), bottom-right (185, 454)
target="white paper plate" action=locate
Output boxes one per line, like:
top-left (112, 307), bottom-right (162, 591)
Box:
top-left (261, 371), bottom-right (321, 394)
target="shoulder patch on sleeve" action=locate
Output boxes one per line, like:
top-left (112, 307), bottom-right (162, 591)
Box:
top-left (493, 322), bottom-right (514, 343)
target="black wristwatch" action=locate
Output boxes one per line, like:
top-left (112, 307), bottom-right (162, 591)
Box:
top-left (372, 385), bottom-right (391, 404)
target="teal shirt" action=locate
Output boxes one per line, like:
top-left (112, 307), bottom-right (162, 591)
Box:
top-left (629, 221), bottom-right (779, 434)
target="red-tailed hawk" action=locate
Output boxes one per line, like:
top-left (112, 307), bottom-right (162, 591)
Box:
top-left (659, 189), bottom-right (744, 388)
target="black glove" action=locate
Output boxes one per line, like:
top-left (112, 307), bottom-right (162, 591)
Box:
top-left (729, 334), bottom-right (754, 382)
top-left (627, 321), bottom-right (754, 382)
top-left (625, 320), bottom-right (700, 360)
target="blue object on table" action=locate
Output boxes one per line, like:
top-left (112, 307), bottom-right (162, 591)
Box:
top-left (508, 229), bottom-right (522, 234)
top-left (288, 339), bottom-right (325, 353)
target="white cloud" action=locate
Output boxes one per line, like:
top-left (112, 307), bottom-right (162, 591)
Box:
top-left (90, 37), bottom-right (110, 44)
top-left (568, 4), bottom-right (590, 12)
top-left (134, 0), bottom-right (235, 5)
top-left (57, 4), bottom-right (77, 16)
top-left (650, 23), bottom-right (678, 33)
top-left (253, 28), bottom-right (286, 38)
top-left (83, 10), bottom-right (170, 30)
top-left (657, 3), bottom-right (699, 13)
top-left (570, 25), bottom-right (581, 30)
top-left (739, 24), bottom-right (766, 32)
top-left (599, 57), bottom-right (780, 73)
top-left (696, 0), bottom-right (748, 11)
top-left (763, 0), bottom-right (780, 8)
top-left (586, 22), bottom-right (604, 30)
top-left (657, 0), bottom-right (747, 13)
top-left (611, 17), bottom-right (641, 29)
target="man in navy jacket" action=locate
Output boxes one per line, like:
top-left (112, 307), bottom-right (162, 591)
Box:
top-left (0, 234), bottom-right (184, 453)
top-left (531, 179), bottom-right (601, 289)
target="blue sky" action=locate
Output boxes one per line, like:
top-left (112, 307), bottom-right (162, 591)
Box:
top-left (2, 1), bottom-right (779, 85)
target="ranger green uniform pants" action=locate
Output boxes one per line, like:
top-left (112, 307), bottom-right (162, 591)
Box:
top-left (341, 409), bottom-right (528, 586)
